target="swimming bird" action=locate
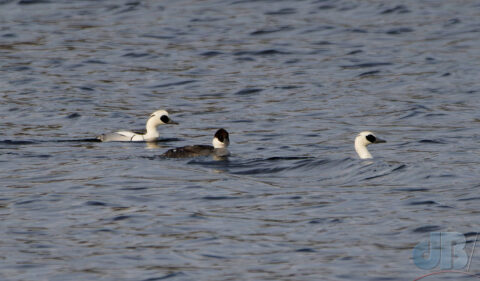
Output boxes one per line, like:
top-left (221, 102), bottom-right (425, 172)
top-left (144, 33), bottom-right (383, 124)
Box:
top-left (97, 110), bottom-right (177, 142)
top-left (354, 131), bottom-right (386, 159)
top-left (162, 128), bottom-right (230, 158)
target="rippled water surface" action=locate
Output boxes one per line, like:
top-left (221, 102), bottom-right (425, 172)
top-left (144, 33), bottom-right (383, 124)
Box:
top-left (1, 1), bottom-right (480, 280)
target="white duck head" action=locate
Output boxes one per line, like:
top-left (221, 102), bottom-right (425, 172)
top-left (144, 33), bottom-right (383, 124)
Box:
top-left (354, 131), bottom-right (386, 159)
top-left (145, 110), bottom-right (177, 133)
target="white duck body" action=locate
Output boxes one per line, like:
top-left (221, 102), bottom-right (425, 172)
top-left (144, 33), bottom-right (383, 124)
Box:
top-left (354, 131), bottom-right (386, 159)
top-left (98, 110), bottom-right (177, 142)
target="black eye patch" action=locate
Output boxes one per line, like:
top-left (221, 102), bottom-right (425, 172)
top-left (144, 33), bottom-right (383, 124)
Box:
top-left (160, 115), bottom-right (170, 123)
top-left (366, 134), bottom-right (376, 143)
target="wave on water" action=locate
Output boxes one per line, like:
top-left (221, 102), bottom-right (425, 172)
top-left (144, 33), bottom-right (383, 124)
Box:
top-left (0, 138), bottom-right (182, 145)
top-left (183, 155), bottom-right (410, 186)
top-left (0, 140), bottom-right (38, 145)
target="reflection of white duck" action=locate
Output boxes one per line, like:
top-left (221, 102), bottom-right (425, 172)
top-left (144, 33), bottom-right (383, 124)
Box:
top-left (162, 128), bottom-right (230, 158)
top-left (355, 131), bottom-right (386, 159)
top-left (97, 110), bottom-right (177, 142)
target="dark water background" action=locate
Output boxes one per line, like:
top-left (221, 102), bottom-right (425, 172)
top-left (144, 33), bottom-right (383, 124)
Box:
top-left (1, 0), bottom-right (480, 280)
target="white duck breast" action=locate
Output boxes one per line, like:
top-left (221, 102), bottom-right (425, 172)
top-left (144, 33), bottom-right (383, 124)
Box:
top-left (354, 131), bottom-right (386, 159)
top-left (163, 128), bottom-right (230, 158)
top-left (98, 109), bottom-right (177, 142)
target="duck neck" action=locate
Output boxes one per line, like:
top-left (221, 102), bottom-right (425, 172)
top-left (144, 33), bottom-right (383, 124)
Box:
top-left (355, 140), bottom-right (372, 159)
top-left (144, 119), bottom-right (160, 139)
top-left (212, 138), bottom-right (227, 149)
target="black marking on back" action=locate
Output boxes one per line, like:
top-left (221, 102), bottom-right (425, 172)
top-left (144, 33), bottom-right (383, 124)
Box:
top-left (160, 115), bottom-right (170, 123)
top-left (132, 129), bottom-right (147, 135)
top-left (366, 134), bottom-right (376, 143)
top-left (214, 128), bottom-right (229, 142)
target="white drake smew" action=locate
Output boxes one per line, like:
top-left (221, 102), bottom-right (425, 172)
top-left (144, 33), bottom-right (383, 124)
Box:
top-left (354, 131), bottom-right (386, 159)
top-left (98, 109), bottom-right (177, 142)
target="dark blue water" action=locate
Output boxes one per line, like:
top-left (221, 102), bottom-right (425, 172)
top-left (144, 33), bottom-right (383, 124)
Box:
top-left (1, 1), bottom-right (480, 280)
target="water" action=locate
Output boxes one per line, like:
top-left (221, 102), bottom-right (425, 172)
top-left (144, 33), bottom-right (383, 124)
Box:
top-left (1, 0), bottom-right (480, 280)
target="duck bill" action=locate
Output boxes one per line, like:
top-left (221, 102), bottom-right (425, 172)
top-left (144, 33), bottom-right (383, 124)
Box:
top-left (375, 138), bottom-right (386, 143)
top-left (168, 120), bottom-right (179, 125)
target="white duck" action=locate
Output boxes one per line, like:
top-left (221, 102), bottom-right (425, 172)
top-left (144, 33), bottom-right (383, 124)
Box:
top-left (97, 109), bottom-right (177, 142)
top-left (354, 131), bottom-right (386, 159)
